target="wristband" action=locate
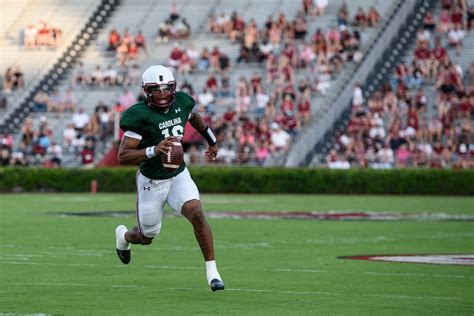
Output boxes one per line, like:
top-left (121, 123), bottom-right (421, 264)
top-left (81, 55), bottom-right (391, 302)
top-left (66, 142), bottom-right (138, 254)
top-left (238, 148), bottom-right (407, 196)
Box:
top-left (145, 146), bottom-right (156, 159)
top-left (202, 126), bottom-right (217, 146)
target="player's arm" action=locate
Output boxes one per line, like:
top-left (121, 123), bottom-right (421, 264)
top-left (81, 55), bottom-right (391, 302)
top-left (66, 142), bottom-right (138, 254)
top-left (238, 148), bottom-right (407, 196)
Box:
top-left (117, 135), bottom-right (173, 165)
top-left (188, 112), bottom-right (218, 160)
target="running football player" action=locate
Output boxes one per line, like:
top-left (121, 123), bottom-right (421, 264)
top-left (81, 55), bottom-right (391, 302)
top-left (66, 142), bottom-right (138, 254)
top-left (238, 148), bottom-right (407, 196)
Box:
top-left (115, 65), bottom-right (224, 292)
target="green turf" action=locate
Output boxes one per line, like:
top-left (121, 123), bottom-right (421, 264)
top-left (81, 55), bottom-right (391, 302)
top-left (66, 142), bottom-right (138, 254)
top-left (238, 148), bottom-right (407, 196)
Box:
top-left (0, 193), bottom-right (473, 315)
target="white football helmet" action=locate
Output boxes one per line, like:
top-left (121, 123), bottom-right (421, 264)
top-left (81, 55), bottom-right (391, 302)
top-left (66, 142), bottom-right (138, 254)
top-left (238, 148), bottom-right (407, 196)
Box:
top-left (141, 65), bottom-right (177, 109)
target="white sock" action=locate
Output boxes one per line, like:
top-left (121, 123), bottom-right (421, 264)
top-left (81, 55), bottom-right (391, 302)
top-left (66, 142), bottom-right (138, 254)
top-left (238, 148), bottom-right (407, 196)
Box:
top-left (205, 260), bottom-right (222, 285)
top-left (116, 225), bottom-right (130, 250)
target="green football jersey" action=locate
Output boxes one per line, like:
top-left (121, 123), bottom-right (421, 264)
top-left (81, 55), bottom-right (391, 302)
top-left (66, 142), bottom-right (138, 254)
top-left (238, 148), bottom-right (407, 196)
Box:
top-left (120, 91), bottom-right (196, 180)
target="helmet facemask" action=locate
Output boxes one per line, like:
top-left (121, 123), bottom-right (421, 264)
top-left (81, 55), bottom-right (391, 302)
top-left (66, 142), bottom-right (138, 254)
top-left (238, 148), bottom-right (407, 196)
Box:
top-left (143, 81), bottom-right (177, 110)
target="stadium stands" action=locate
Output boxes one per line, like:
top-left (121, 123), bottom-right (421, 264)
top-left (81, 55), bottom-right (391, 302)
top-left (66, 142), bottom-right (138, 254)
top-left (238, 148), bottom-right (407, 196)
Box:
top-left (313, 0), bottom-right (473, 168)
top-left (0, 0), bottom-right (472, 169)
top-left (0, 0), bottom-right (100, 124)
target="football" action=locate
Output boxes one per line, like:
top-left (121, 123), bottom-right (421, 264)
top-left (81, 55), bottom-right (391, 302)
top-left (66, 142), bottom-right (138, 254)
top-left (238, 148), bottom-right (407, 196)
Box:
top-left (161, 136), bottom-right (184, 172)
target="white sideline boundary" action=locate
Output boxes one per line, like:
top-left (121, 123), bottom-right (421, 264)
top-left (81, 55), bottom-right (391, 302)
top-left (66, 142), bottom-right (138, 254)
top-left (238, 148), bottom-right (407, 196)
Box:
top-left (5, 282), bottom-right (463, 302)
top-left (1, 260), bottom-right (472, 280)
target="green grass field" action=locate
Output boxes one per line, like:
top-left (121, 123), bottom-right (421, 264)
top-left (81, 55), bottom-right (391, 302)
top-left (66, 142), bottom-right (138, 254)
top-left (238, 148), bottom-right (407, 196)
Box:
top-left (0, 193), bottom-right (473, 315)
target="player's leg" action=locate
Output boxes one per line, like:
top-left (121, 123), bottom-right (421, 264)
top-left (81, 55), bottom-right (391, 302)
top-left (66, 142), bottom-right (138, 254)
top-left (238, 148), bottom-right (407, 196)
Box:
top-left (181, 199), bottom-right (215, 261)
top-left (124, 225), bottom-right (154, 245)
top-left (167, 168), bottom-right (224, 291)
top-left (115, 172), bottom-right (168, 264)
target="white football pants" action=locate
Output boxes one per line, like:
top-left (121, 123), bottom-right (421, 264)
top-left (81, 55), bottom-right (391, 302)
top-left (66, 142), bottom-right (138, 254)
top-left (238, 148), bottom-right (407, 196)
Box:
top-left (135, 168), bottom-right (200, 238)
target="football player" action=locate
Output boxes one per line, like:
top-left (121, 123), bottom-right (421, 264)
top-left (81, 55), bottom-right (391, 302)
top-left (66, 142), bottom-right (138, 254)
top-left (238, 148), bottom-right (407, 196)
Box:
top-left (115, 65), bottom-right (224, 292)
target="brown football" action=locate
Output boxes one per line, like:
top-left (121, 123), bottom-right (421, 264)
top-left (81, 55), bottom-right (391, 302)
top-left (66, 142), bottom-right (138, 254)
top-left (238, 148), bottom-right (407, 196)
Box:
top-left (161, 136), bottom-right (184, 172)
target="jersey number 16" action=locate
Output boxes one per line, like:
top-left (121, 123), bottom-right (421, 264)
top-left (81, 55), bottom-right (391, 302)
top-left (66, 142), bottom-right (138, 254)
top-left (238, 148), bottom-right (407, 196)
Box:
top-left (161, 125), bottom-right (184, 138)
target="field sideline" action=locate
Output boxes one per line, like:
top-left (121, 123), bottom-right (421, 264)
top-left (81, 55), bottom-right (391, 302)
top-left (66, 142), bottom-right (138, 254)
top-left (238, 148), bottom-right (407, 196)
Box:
top-left (0, 193), bottom-right (473, 315)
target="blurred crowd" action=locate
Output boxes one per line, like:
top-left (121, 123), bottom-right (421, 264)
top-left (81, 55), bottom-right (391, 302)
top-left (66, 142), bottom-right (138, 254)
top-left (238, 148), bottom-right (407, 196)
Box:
top-left (24, 20), bottom-right (62, 49)
top-left (328, 0), bottom-right (473, 169)
top-left (177, 1), bottom-right (381, 165)
top-left (3, 0), bottom-right (472, 169)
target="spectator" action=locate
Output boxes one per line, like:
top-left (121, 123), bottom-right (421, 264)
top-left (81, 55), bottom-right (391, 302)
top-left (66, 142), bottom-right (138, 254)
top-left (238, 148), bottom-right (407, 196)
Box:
top-left (297, 90), bottom-right (312, 126)
top-left (367, 6), bottom-right (381, 27)
top-left (1, 146), bottom-right (11, 166)
top-left (185, 44), bottom-right (199, 70)
top-left (353, 7), bottom-right (368, 28)
top-left (230, 12), bottom-right (246, 43)
top-left (270, 122), bottom-right (290, 152)
top-left (72, 62), bottom-right (87, 86)
top-left (134, 30), bottom-right (148, 55)
top-left (197, 47), bottom-right (210, 71)
top-left (0, 133), bottom-right (13, 148)
top-left (36, 21), bottom-right (51, 46)
top-left (218, 143), bottom-right (237, 165)
top-left (21, 117), bottom-right (34, 146)
top-left (46, 141), bottom-right (62, 166)
top-left (72, 108), bottom-right (90, 133)
top-left (13, 66), bottom-right (24, 90)
top-left (108, 29), bottom-right (120, 51)
top-left (447, 25), bottom-right (466, 56)
top-left (24, 24), bottom-right (38, 49)
top-left (468, 5), bottom-right (474, 30)
top-left (89, 65), bottom-right (104, 87)
top-left (315, 0), bottom-right (328, 16)
top-left (32, 90), bottom-right (49, 112)
top-left (47, 88), bottom-right (63, 112)
top-left (63, 123), bottom-right (77, 148)
top-left (169, 2), bottom-right (180, 22)
top-left (103, 65), bottom-right (118, 86)
top-left (352, 83), bottom-right (364, 106)
top-left (197, 88), bottom-right (215, 112)
top-left (205, 75), bottom-right (218, 94)
top-left (255, 86), bottom-right (270, 117)
top-left (302, 0), bottom-right (314, 16)
top-left (216, 12), bottom-right (231, 33)
top-left (168, 42), bottom-right (184, 70)
top-left (81, 139), bottom-right (95, 169)
top-left (119, 89), bottom-right (137, 108)
top-left (156, 20), bottom-right (172, 43)
top-left (423, 11), bottom-right (436, 32)
top-left (174, 18), bottom-right (191, 39)
top-left (337, 3), bottom-right (349, 26)
top-left (3, 67), bottom-right (14, 93)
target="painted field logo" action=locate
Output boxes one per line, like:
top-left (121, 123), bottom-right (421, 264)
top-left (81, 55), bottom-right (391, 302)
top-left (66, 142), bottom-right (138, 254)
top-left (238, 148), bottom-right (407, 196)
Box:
top-left (340, 254), bottom-right (474, 266)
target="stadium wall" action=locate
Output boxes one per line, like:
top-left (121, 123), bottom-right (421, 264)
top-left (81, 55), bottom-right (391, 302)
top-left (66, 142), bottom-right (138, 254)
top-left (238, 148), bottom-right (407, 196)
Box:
top-left (0, 167), bottom-right (473, 195)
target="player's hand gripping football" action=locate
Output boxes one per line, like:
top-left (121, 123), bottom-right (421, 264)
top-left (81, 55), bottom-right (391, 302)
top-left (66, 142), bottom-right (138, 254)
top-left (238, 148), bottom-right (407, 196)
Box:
top-left (205, 144), bottom-right (218, 161)
top-left (154, 137), bottom-right (174, 155)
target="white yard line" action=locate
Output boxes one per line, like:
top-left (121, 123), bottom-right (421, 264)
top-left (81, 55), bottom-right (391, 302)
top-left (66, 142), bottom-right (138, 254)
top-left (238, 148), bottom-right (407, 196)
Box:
top-left (1, 260), bottom-right (472, 280)
top-left (5, 282), bottom-right (463, 302)
top-left (274, 268), bottom-right (473, 279)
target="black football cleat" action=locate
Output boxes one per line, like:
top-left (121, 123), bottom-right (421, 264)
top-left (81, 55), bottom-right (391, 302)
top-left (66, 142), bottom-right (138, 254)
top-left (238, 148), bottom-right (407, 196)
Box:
top-left (210, 279), bottom-right (225, 292)
top-left (116, 249), bottom-right (131, 264)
